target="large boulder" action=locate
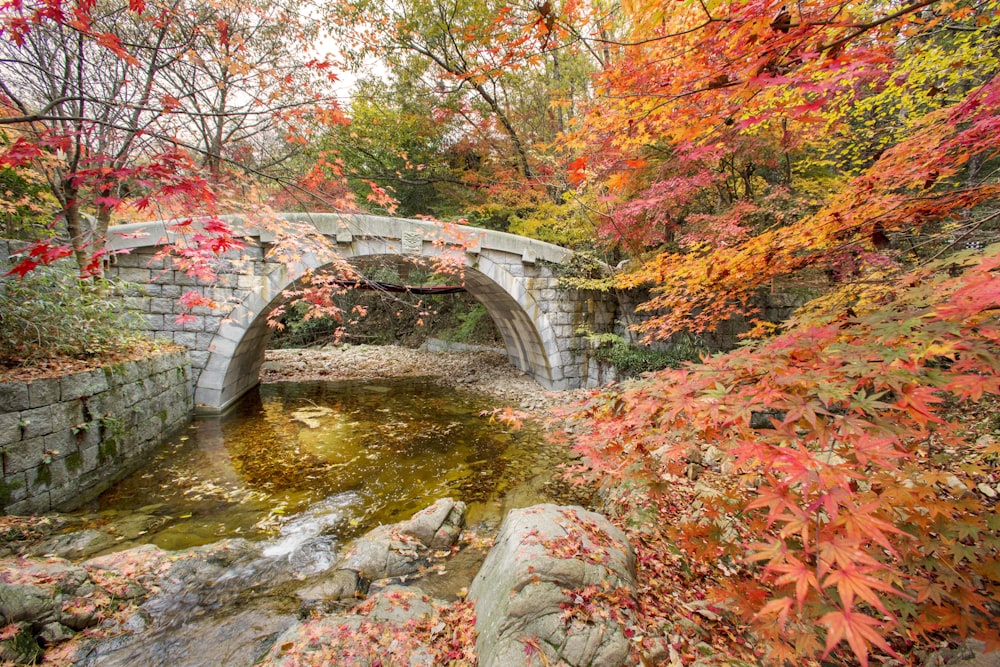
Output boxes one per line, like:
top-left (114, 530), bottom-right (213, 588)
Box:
top-left (302, 498), bottom-right (466, 603)
top-left (468, 504), bottom-right (638, 667)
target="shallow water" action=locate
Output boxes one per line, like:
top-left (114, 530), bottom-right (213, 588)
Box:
top-left (71, 377), bottom-right (559, 552)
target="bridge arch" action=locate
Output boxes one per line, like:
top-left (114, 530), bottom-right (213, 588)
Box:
top-left (108, 213), bottom-right (617, 412)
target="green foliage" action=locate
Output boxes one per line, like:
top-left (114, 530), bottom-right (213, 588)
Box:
top-left (462, 202), bottom-right (525, 233)
top-left (270, 263), bottom-right (502, 349)
top-left (325, 77), bottom-right (464, 218)
top-left (0, 259), bottom-right (145, 363)
top-left (0, 477), bottom-right (24, 506)
top-left (554, 250), bottom-right (616, 292)
top-left (584, 331), bottom-right (707, 377)
top-left (445, 302), bottom-right (494, 344)
top-left (65, 451), bottom-right (83, 473)
top-left (99, 415), bottom-right (126, 462)
top-left (508, 197), bottom-right (597, 247)
top-left (0, 164), bottom-right (57, 239)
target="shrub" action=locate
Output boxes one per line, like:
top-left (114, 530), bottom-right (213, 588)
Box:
top-left (0, 259), bottom-right (145, 363)
top-left (586, 331), bottom-right (707, 377)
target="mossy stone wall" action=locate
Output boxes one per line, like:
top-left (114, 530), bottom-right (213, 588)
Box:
top-left (0, 350), bottom-right (193, 514)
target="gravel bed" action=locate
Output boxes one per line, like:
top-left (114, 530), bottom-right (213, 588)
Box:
top-left (260, 345), bottom-right (563, 412)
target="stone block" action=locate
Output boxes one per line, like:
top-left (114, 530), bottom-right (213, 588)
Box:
top-left (0, 383), bottom-right (29, 412)
top-left (43, 430), bottom-right (75, 458)
top-left (6, 493), bottom-right (46, 515)
top-left (139, 417), bottom-right (160, 444)
top-left (48, 480), bottom-right (78, 510)
top-left (173, 272), bottom-right (208, 287)
top-left (61, 370), bottom-right (108, 402)
top-left (139, 277), bottom-right (164, 293)
top-left (180, 315), bottom-right (205, 332)
top-left (202, 316), bottom-right (223, 335)
top-left (19, 406), bottom-right (52, 440)
top-left (149, 298), bottom-right (173, 314)
top-left (212, 274), bottom-right (238, 288)
top-left (28, 378), bottom-right (60, 408)
top-left (124, 296), bottom-right (150, 312)
top-left (101, 365), bottom-right (125, 390)
top-left (207, 337), bottom-right (238, 357)
top-left (119, 284), bottom-right (144, 297)
top-left (1, 472), bottom-right (29, 505)
top-left (122, 382), bottom-right (144, 407)
top-left (150, 352), bottom-right (174, 375)
top-left (3, 437), bottom-right (44, 474)
top-left (237, 274), bottom-right (260, 289)
top-left (142, 377), bottom-right (162, 399)
top-left (143, 255), bottom-right (168, 270)
top-left (145, 313), bottom-right (166, 330)
top-left (0, 413), bottom-right (21, 448)
top-left (74, 421), bottom-right (101, 451)
top-left (47, 458), bottom-right (70, 490)
top-left (160, 284), bottom-right (182, 298)
top-left (120, 361), bottom-right (143, 384)
top-left (49, 401), bottom-right (83, 432)
top-left (111, 252), bottom-right (142, 268)
top-left (93, 388), bottom-right (125, 416)
top-left (80, 445), bottom-right (100, 472)
top-left (118, 267), bottom-right (151, 283)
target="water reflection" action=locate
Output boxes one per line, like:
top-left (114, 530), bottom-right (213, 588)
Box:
top-left (76, 378), bottom-right (545, 551)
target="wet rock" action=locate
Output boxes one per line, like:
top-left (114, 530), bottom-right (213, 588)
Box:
top-left (60, 603), bottom-right (100, 631)
top-left (17, 558), bottom-right (93, 596)
top-left (71, 540), bottom-right (298, 667)
top-left (75, 607), bottom-right (297, 667)
top-left (331, 499), bottom-right (466, 595)
top-left (339, 525), bottom-right (428, 580)
top-left (398, 498), bottom-right (465, 549)
top-left (296, 569), bottom-right (366, 603)
top-left (29, 528), bottom-right (118, 560)
top-left (468, 504), bottom-right (638, 667)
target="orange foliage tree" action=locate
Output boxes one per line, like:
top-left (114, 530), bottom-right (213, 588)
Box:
top-left (555, 0), bottom-right (1000, 662)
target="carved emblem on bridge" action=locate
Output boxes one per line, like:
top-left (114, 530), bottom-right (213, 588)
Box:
top-left (401, 231), bottom-right (423, 255)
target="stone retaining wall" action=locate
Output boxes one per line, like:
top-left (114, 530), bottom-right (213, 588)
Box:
top-left (0, 350), bottom-right (193, 514)
top-left (617, 288), bottom-right (811, 351)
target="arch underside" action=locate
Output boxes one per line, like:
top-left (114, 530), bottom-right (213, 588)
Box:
top-left (195, 252), bottom-right (559, 413)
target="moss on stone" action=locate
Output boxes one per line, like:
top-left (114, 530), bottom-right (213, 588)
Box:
top-left (0, 477), bottom-right (24, 506)
top-left (65, 451), bottom-right (83, 473)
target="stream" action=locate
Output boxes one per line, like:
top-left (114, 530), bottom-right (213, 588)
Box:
top-left (73, 377), bottom-right (570, 550)
top-left (53, 376), bottom-right (586, 666)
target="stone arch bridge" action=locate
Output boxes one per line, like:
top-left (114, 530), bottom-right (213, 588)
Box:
top-left (106, 213), bottom-right (618, 413)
